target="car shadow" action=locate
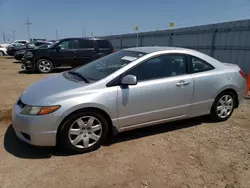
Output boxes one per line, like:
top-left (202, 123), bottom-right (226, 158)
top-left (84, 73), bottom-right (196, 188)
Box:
top-left (12, 61), bottom-right (22, 64)
top-left (18, 70), bottom-right (33, 74)
top-left (18, 67), bottom-right (71, 74)
top-left (53, 67), bottom-right (72, 73)
top-left (4, 116), bottom-right (213, 159)
top-left (103, 116), bottom-right (213, 146)
top-left (4, 125), bottom-right (68, 159)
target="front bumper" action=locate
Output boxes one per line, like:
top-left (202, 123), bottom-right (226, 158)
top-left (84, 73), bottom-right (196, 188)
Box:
top-left (12, 101), bottom-right (59, 146)
top-left (14, 54), bottom-right (24, 61)
top-left (21, 60), bottom-right (34, 71)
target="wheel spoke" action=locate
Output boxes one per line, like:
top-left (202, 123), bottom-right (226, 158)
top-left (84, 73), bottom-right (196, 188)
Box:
top-left (72, 135), bottom-right (83, 145)
top-left (89, 133), bottom-right (100, 141)
top-left (227, 105), bottom-right (233, 110)
top-left (69, 128), bottom-right (80, 135)
top-left (227, 98), bottom-right (232, 105)
top-left (217, 105), bottom-right (223, 111)
top-left (87, 117), bottom-right (95, 127)
top-left (91, 124), bottom-right (101, 132)
top-left (83, 137), bottom-right (90, 148)
top-left (76, 119), bottom-right (85, 128)
top-left (225, 95), bottom-right (228, 101)
top-left (219, 98), bottom-right (224, 105)
top-left (220, 110), bottom-right (224, 117)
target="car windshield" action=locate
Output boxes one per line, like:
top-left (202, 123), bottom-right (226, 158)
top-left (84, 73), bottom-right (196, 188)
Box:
top-left (49, 40), bottom-right (60, 48)
top-left (71, 50), bottom-right (146, 81)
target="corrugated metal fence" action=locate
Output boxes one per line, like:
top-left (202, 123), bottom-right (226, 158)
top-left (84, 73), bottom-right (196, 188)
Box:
top-left (102, 19), bottom-right (250, 74)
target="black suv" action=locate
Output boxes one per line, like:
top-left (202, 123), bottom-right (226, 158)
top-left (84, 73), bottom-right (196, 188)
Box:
top-left (21, 38), bottom-right (114, 73)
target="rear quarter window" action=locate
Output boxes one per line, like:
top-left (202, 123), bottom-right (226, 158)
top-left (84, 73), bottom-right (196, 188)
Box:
top-left (78, 40), bottom-right (94, 49)
top-left (96, 40), bottom-right (112, 49)
top-left (189, 56), bottom-right (214, 73)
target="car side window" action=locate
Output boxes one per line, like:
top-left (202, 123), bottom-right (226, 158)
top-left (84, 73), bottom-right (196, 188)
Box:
top-left (59, 40), bottom-right (74, 49)
top-left (190, 56), bottom-right (214, 73)
top-left (77, 40), bottom-right (94, 49)
top-left (97, 40), bottom-right (111, 48)
top-left (126, 54), bottom-right (187, 82)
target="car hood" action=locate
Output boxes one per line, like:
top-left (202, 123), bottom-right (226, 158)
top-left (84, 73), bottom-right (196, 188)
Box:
top-left (20, 73), bottom-right (89, 105)
top-left (9, 45), bottom-right (26, 50)
top-left (30, 48), bottom-right (49, 53)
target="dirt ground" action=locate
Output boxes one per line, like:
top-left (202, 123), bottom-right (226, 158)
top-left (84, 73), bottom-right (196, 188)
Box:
top-left (0, 57), bottom-right (249, 188)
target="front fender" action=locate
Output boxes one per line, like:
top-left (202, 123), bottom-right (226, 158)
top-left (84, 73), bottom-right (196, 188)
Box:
top-left (60, 102), bottom-right (115, 121)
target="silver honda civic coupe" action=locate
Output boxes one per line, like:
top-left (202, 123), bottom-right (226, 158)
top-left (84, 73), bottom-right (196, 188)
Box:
top-left (12, 47), bottom-right (246, 153)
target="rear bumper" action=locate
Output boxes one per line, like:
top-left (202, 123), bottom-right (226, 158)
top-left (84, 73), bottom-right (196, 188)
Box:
top-left (237, 83), bottom-right (247, 107)
top-left (0, 49), bottom-right (7, 55)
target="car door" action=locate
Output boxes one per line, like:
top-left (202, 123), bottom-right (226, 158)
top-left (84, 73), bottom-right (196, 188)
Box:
top-left (74, 39), bottom-right (97, 66)
top-left (96, 40), bottom-right (114, 56)
top-left (117, 54), bottom-right (194, 128)
top-left (52, 39), bottom-right (77, 65)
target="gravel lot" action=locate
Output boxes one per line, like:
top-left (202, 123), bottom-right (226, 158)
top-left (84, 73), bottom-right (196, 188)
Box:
top-left (0, 57), bottom-right (250, 188)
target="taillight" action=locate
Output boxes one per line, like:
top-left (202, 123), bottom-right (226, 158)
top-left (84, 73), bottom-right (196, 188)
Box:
top-left (239, 70), bottom-right (245, 79)
top-left (112, 49), bottom-right (115, 53)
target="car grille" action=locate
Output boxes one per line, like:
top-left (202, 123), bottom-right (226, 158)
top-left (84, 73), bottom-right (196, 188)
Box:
top-left (17, 99), bottom-right (26, 109)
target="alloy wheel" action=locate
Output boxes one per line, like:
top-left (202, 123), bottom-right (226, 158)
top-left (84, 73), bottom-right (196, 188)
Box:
top-left (216, 94), bottom-right (234, 118)
top-left (68, 116), bottom-right (103, 149)
top-left (38, 60), bottom-right (52, 73)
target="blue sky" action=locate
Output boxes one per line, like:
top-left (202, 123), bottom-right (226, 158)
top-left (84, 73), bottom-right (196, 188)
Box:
top-left (0, 0), bottom-right (250, 41)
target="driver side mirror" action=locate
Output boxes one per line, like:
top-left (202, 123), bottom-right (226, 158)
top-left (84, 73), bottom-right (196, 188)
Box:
top-left (121, 75), bottom-right (138, 86)
top-left (55, 45), bottom-right (61, 50)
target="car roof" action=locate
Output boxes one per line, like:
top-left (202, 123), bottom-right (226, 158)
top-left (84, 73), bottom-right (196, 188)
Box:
top-left (123, 46), bottom-right (224, 69)
top-left (34, 41), bottom-right (51, 43)
top-left (62, 37), bottom-right (108, 41)
top-left (123, 46), bottom-right (189, 53)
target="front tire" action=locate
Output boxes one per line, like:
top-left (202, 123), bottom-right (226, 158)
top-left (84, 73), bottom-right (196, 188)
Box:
top-left (59, 111), bottom-right (108, 153)
top-left (210, 92), bottom-right (235, 122)
top-left (0, 51), bottom-right (4, 56)
top-left (36, 59), bottom-right (53, 73)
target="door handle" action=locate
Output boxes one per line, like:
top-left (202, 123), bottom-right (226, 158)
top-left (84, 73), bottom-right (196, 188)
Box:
top-left (176, 80), bottom-right (190, 87)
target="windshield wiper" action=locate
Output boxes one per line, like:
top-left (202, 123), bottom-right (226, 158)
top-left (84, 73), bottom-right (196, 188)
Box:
top-left (68, 71), bottom-right (89, 83)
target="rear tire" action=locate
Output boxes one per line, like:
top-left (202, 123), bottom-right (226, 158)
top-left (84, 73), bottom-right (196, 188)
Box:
top-left (36, 59), bottom-right (53, 73)
top-left (210, 91), bottom-right (235, 122)
top-left (58, 111), bottom-right (108, 153)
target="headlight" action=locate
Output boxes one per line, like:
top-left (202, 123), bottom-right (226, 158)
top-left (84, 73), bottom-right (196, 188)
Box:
top-left (21, 105), bottom-right (61, 115)
top-left (17, 50), bottom-right (26, 54)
